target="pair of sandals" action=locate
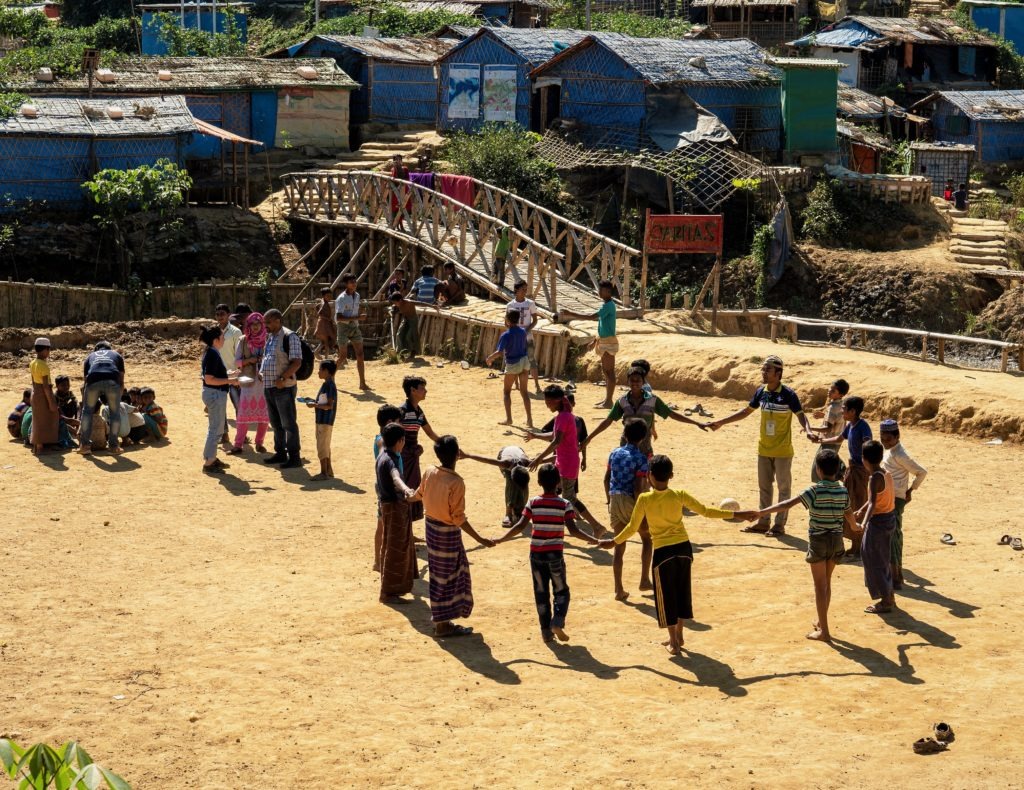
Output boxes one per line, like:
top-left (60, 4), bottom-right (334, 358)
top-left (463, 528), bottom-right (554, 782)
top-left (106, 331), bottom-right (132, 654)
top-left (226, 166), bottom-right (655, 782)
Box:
top-left (683, 403), bottom-right (713, 418)
top-left (913, 722), bottom-right (955, 755)
top-left (999, 535), bottom-right (1024, 550)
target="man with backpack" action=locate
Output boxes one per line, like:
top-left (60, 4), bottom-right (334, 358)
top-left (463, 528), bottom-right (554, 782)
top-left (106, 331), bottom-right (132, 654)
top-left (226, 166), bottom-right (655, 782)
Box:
top-left (261, 308), bottom-right (306, 469)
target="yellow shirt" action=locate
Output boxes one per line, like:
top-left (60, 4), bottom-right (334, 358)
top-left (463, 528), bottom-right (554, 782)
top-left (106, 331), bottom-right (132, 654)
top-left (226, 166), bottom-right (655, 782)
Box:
top-left (29, 357), bottom-right (50, 385)
top-left (419, 465), bottom-right (467, 526)
top-left (614, 487), bottom-right (734, 549)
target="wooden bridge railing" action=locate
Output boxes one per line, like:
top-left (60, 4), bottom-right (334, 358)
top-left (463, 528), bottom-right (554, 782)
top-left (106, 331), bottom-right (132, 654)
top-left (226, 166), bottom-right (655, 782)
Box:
top-left (462, 175), bottom-right (643, 307)
top-left (281, 170), bottom-right (570, 314)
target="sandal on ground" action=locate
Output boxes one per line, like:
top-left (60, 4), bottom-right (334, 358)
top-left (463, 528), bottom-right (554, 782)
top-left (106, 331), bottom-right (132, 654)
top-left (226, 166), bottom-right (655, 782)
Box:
top-left (1013, 537), bottom-right (1023, 551)
top-left (202, 464), bottom-right (225, 475)
top-left (999, 534), bottom-right (1012, 545)
top-left (864, 603), bottom-right (893, 614)
top-left (933, 722), bottom-right (955, 743)
top-left (765, 527), bottom-right (786, 537)
top-left (741, 524), bottom-right (770, 533)
top-left (435, 624), bottom-right (472, 638)
top-left (940, 533), bottom-right (956, 545)
top-left (227, 446), bottom-right (243, 455)
top-left (912, 737), bottom-right (947, 755)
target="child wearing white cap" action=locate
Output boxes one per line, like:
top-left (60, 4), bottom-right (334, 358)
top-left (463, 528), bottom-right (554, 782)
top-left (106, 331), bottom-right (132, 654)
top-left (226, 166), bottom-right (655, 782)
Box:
top-left (879, 419), bottom-right (927, 590)
top-left (29, 337), bottom-right (58, 454)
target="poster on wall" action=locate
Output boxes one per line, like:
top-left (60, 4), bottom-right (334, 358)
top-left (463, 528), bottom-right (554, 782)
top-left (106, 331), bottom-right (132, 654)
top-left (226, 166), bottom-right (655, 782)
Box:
top-left (447, 65), bottom-right (480, 119)
top-left (483, 65), bottom-right (517, 122)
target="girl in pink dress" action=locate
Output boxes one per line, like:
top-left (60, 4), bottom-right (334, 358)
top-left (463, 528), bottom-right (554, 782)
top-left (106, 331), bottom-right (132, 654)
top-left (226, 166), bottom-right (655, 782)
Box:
top-left (231, 312), bottom-right (270, 453)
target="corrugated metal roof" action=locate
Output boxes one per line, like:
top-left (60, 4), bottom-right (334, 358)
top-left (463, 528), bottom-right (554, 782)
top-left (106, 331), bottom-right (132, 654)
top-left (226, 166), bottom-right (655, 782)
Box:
top-left (6, 57), bottom-right (358, 93)
top-left (301, 35), bottom-right (454, 63)
top-left (537, 33), bottom-right (780, 85)
top-left (838, 84), bottom-right (906, 120)
top-left (791, 15), bottom-right (995, 49)
top-left (938, 89), bottom-right (1024, 121)
top-left (0, 95), bottom-right (196, 137)
top-left (770, 56), bottom-right (845, 69)
top-left (837, 119), bottom-right (892, 149)
top-left (398, 1), bottom-right (481, 12)
top-left (467, 28), bottom-right (589, 66)
top-left (432, 24), bottom-right (480, 39)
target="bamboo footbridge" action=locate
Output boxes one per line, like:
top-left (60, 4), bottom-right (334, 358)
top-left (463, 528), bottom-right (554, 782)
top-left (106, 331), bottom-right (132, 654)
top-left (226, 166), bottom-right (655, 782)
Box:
top-left (280, 170), bottom-right (645, 318)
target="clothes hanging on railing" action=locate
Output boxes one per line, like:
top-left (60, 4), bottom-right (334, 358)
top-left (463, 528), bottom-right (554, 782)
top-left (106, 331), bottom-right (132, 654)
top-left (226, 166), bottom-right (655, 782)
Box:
top-left (409, 171), bottom-right (434, 191)
top-left (437, 174), bottom-right (476, 207)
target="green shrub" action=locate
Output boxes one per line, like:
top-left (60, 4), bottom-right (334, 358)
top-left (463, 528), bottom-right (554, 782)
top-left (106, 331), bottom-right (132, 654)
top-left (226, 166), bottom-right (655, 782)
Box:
top-left (967, 193), bottom-right (1005, 220)
top-left (751, 223), bottom-right (773, 306)
top-left (151, 11), bottom-right (245, 56)
top-left (801, 179), bottom-right (846, 244)
top-left (1006, 173), bottom-right (1024, 207)
top-left (551, 7), bottom-right (692, 37)
top-left (0, 738), bottom-right (130, 789)
top-left (441, 123), bottom-right (569, 214)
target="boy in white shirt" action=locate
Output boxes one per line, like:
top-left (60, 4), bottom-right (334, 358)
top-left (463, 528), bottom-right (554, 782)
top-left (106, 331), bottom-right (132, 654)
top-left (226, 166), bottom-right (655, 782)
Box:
top-left (507, 280), bottom-right (541, 393)
top-left (879, 419), bottom-right (927, 590)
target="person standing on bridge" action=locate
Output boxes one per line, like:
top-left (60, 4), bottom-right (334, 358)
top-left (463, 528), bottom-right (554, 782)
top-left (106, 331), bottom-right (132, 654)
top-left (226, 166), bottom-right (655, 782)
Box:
top-left (507, 281), bottom-right (541, 393)
top-left (335, 274), bottom-right (369, 390)
top-left (558, 280), bottom-right (618, 409)
top-left (389, 154), bottom-right (410, 231)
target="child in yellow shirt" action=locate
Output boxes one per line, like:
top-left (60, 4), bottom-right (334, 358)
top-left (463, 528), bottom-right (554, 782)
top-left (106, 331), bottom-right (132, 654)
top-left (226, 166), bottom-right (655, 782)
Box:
top-left (600, 454), bottom-right (756, 655)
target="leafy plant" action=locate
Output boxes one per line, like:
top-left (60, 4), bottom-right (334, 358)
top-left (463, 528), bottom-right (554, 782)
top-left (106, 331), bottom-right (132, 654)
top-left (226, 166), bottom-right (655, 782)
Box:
top-left (798, 15), bottom-right (813, 32)
top-left (0, 92), bottom-right (28, 120)
top-left (0, 739), bottom-right (130, 790)
top-left (800, 179), bottom-right (846, 244)
top-left (553, 4), bottom-right (692, 36)
top-left (1005, 173), bottom-right (1024, 207)
top-left (967, 193), bottom-right (1005, 220)
top-left (0, 15), bottom-right (136, 78)
top-left (151, 11), bottom-right (245, 56)
top-left (751, 223), bottom-right (773, 306)
top-left (881, 139), bottom-right (911, 175)
top-left (83, 159), bottom-right (193, 285)
top-left (441, 123), bottom-right (570, 214)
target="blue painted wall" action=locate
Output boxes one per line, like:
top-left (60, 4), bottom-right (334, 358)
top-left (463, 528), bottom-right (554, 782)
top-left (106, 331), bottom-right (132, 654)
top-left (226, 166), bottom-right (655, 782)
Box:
top-left (251, 90), bottom-right (278, 147)
top-left (439, 34), bottom-right (529, 131)
top-left (141, 9), bottom-right (248, 56)
top-left (970, 3), bottom-right (1024, 56)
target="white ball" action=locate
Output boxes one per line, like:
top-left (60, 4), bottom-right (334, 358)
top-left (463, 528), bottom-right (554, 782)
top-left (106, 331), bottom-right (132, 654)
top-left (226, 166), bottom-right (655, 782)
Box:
top-left (719, 498), bottom-right (740, 511)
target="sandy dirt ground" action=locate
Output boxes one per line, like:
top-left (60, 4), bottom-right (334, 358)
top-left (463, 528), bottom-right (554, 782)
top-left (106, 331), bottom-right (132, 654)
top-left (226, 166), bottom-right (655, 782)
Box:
top-left (1, 332), bottom-right (1022, 789)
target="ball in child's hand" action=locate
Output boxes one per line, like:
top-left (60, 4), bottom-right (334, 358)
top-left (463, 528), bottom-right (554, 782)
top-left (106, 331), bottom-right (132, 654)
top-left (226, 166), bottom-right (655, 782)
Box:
top-left (719, 498), bottom-right (740, 511)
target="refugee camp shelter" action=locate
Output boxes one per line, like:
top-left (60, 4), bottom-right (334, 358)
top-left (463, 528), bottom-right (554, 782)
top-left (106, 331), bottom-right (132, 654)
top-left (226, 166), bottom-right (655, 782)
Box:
top-left (773, 56), bottom-right (841, 160)
top-left (788, 15), bottom-right (997, 93)
top-left (275, 35), bottom-right (453, 142)
top-left (137, 2), bottom-right (250, 56)
top-left (13, 57), bottom-right (358, 155)
top-left (837, 120), bottom-right (891, 173)
top-left (438, 27), bottom-right (587, 131)
top-left (529, 34), bottom-right (782, 156)
top-left (0, 95), bottom-right (196, 206)
top-left (913, 90), bottom-right (1024, 163)
top-left (963, 0), bottom-right (1024, 56)
top-left (910, 141), bottom-right (974, 195)
top-left (692, 0), bottom-right (803, 48)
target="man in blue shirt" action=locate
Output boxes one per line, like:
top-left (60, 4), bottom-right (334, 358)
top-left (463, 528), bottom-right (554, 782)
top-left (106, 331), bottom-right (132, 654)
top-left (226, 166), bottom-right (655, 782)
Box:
top-left (78, 340), bottom-right (125, 455)
top-left (411, 265), bottom-right (440, 304)
top-left (817, 395), bottom-right (872, 557)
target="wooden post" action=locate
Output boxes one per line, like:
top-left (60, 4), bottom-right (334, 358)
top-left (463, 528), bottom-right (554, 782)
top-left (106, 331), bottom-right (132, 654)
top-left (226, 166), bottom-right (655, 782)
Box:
top-left (663, 293), bottom-right (671, 309)
top-left (921, 335), bottom-right (928, 362)
top-left (666, 176), bottom-right (675, 214)
top-left (710, 254), bottom-right (721, 336)
top-left (683, 292), bottom-right (692, 310)
top-left (770, 317), bottom-right (778, 342)
top-left (638, 250), bottom-right (648, 316)
top-left (937, 337), bottom-right (945, 364)
top-left (845, 329), bottom-right (852, 349)
top-left (1000, 346), bottom-right (1009, 373)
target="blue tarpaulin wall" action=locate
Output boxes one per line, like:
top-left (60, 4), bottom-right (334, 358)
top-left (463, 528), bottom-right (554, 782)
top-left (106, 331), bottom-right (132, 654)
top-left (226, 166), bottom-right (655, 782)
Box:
top-left (0, 134), bottom-right (185, 206)
top-left (439, 34), bottom-right (530, 130)
top-left (931, 96), bottom-right (1024, 162)
top-left (141, 10), bottom-right (248, 56)
top-left (970, 3), bottom-right (1024, 56)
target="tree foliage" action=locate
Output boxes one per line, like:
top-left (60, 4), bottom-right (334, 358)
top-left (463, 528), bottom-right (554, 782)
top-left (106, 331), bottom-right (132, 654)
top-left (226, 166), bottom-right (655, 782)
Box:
top-left (552, 3), bottom-right (692, 37)
top-left (0, 738), bottom-right (130, 790)
top-left (441, 123), bottom-right (569, 213)
top-left (151, 11), bottom-right (245, 56)
top-left (0, 12), bottom-right (136, 78)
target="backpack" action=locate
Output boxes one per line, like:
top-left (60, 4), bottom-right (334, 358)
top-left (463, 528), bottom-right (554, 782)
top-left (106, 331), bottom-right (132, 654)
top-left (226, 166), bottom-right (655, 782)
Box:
top-left (294, 333), bottom-right (315, 381)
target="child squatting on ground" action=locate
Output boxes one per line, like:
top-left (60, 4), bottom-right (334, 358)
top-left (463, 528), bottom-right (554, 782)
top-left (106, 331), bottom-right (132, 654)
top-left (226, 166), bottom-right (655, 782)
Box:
top-left (755, 448), bottom-right (850, 642)
top-left (599, 455), bottom-right (758, 655)
top-left (496, 462), bottom-right (602, 643)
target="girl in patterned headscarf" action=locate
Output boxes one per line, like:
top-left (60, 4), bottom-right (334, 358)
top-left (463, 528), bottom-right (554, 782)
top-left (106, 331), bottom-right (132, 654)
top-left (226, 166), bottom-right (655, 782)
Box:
top-left (230, 312), bottom-right (270, 454)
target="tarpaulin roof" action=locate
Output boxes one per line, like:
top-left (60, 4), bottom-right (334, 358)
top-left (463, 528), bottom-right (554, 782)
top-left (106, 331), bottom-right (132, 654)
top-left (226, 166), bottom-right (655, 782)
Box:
top-left (292, 35), bottom-right (454, 63)
top-left (789, 14), bottom-right (996, 49)
top-left (534, 33), bottom-right (780, 85)
top-left (6, 57), bottom-right (358, 94)
top-left (456, 28), bottom-right (588, 66)
top-left (0, 95), bottom-right (196, 137)
top-left (934, 89), bottom-right (1024, 121)
top-left (646, 92), bottom-right (735, 150)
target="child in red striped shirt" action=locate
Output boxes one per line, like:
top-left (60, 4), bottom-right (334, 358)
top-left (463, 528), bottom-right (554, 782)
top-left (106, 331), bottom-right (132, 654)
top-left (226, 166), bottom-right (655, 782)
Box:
top-left (495, 463), bottom-right (601, 642)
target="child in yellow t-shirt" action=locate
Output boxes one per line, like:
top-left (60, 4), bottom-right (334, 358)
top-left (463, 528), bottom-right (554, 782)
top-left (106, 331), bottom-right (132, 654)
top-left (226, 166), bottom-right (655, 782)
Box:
top-left (600, 454), bottom-right (757, 655)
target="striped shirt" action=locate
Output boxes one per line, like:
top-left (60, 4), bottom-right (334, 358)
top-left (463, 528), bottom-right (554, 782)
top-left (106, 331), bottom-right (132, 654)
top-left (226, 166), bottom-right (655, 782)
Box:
top-left (399, 400), bottom-right (426, 447)
top-left (523, 494), bottom-right (575, 553)
top-left (798, 479), bottom-right (850, 535)
top-left (411, 276), bottom-right (439, 303)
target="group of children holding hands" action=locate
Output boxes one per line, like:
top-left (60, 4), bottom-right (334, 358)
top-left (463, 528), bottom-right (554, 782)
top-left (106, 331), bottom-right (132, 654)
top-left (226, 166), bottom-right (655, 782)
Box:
top-left (372, 356), bottom-right (929, 655)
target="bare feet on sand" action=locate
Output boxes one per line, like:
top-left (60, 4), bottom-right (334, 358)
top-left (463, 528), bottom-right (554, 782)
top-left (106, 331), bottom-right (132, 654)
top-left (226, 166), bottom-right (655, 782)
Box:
top-left (638, 581), bottom-right (654, 592)
top-left (498, 419), bottom-right (512, 426)
top-left (615, 590), bottom-right (629, 602)
top-left (551, 626), bottom-right (569, 642)
top-left (805, 629), bottom-right (831, 642)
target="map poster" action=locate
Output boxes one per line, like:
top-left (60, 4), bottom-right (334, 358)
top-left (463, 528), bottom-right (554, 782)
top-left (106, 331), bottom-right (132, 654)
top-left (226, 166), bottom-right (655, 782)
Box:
top-left (482, 65), bottom-right (517, 122)
top-left (447, 65), bottom-right (480, 119)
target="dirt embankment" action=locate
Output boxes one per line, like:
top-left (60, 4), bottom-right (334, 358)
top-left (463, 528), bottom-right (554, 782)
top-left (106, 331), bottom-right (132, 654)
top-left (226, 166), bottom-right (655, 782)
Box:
top-left (972, 286), bottom-right (1024, 344)
top-left (575, 331), bottom-right (1023, 443)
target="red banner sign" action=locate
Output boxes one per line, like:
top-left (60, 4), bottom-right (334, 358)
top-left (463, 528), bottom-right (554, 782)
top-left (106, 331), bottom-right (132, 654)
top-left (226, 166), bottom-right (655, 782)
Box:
top-left (644, 212), bottom-right (723, 254)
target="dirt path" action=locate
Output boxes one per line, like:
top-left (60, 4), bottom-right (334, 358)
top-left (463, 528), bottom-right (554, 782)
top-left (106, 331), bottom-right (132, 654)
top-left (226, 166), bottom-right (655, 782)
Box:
top-left (0, 340), bottom-right (1021, 787)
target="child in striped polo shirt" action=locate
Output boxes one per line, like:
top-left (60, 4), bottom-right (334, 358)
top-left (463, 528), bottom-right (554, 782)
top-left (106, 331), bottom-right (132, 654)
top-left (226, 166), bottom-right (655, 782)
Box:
top-left (755, 448), bottom-right (850, 643)
top-left (495, 463), bottom-right (601, 643)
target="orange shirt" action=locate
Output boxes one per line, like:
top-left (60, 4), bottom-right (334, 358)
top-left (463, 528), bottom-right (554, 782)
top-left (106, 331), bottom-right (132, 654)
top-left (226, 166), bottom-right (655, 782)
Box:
top-left (419, 465), bottom-right (466, 526)
top-left (872, 470), bottom-right (896, 515)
